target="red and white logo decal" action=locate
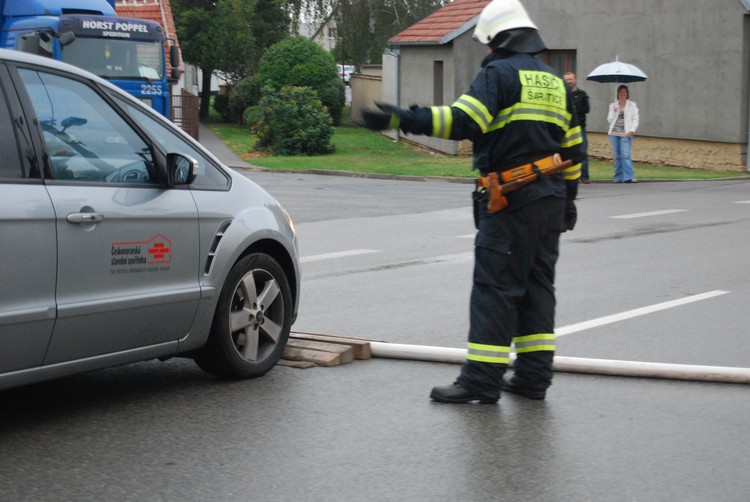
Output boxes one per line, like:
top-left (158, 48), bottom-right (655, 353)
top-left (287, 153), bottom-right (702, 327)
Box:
top-left (111, 233), bottom-right (172, 265)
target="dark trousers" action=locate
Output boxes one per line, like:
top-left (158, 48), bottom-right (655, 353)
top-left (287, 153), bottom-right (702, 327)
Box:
top-left (581, 127), bottom-right (589, 180)
top-left (458, 195), bottom-right (564, 395)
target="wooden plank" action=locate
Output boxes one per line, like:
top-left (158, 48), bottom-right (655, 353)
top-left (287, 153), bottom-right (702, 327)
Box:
top-left (290, 332), bottom-right (372, 360)
top-left (282, 346), bottom-right (350, 367)
top-left (286, 340), bottom-right (354, 365)
top-left (292, 330), bottom-right (384, 343)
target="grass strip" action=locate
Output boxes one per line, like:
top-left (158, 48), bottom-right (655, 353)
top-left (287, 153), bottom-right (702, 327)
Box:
top-left (206, 117), bottom-right (747, 181)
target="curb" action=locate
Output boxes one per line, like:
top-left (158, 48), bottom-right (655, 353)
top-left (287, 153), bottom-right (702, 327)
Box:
top-left (229, 164), bottom-right (476, 184)
top-left (227, 164), bottom-right (750, 184)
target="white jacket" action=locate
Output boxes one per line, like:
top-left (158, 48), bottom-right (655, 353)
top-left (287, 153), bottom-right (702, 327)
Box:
top-left (607, 100), bottom-right (639, 135)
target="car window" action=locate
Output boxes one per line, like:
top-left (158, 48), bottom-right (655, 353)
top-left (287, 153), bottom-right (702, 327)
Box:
top-left (0, 80), bottom-right (23, 179)
top-left (118, 99), bottom-right (230, 190)
top-left (17, 68), bottom-right (155, 184)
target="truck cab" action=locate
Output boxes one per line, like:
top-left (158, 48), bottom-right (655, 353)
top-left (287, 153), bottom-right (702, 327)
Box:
top-left (0, 0), bottom-right (179, 118)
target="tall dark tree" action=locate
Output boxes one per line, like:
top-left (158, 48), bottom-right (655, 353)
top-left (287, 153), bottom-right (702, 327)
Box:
top-left (173, 0), bottom-right (290, 120)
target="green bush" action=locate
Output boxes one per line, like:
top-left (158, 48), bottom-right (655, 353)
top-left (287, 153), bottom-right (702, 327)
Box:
top-left (254, 86), bottom-right (335, 156)
top-left (243, 105), bottom-right (265, 131)
top-left (213, 94), bottom-right (231, 122)
top-left (257, 36), bottom-right (344, 125)
top-left (228, 76), bottom-right (262, 124)
top-left (315, 77), bottom-right (345, 126)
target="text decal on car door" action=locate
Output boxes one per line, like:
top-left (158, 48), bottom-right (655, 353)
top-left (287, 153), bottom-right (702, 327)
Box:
top-left (111, 233), bottom-right (172, 274)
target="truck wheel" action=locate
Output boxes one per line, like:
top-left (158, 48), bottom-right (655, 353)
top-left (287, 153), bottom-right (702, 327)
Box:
top-left (195, 253), bottom-right (292, 379)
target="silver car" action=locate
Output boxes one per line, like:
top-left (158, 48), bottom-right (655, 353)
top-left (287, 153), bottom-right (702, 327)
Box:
top-left (0, 49), bottom-right (300, 390)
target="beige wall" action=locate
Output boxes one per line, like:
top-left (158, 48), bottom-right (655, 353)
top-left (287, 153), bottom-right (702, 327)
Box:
top-left (588, 133), bottom-right (745, 172)
top-left (350, 66), bottom-right (383, 125)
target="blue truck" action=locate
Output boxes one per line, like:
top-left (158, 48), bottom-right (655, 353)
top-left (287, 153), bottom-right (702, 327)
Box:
top-left (0, 0), bottom-right (179, 117)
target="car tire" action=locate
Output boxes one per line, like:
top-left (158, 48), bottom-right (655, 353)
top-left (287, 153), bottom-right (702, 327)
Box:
top-left (195, 253), bottom-right (292, 379)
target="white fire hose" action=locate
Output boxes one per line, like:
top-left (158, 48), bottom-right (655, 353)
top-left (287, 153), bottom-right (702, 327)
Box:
top-left (369, 342), bottom-right (750, 384)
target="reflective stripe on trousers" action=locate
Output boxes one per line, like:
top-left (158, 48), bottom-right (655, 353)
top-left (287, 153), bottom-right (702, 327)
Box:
top-left (466, 342), bottom-right (510, 364)
top-left (514, 333), bottom-right (556, 353)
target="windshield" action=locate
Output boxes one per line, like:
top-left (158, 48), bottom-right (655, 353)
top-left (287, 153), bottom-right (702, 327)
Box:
top-left (61, 38), bottom-right (164, 80)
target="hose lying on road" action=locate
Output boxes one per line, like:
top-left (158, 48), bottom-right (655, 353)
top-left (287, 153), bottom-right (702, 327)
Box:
top-left (369, 342), bottom-right (750, 384)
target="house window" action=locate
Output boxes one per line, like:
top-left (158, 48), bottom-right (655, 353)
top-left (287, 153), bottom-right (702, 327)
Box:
top-left (538, 50), bottom-right (576, 76)
top-left (433, 61), bottom-right (444, 106)
top-left (327, 27), bottom-right (337, 40)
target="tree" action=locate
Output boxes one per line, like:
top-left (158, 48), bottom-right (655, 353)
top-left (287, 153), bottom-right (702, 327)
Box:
top-left (303, 0), bottom-right (447, 66)
top-left (174, 0), bottom-right (290, 120)
top-left (257, 36), bottom-right (345, 125)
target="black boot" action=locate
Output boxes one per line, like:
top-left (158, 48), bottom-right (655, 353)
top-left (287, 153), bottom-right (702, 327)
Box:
top-left (500, 375), bottom-right (547, 400)
top-left (430, 382), bottom-right (499, 404)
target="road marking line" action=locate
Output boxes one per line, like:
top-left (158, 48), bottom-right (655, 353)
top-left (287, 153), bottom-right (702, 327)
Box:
top-left (301, 249), bottom-right (379, 263)
top-left (429, 252), bottom-right (473, 263)
top-left (457, 234), bottom-right (475, 239)
top-left (610, 209), bottom-right (687, 219)
top-left (735, 200), bottom-right (750, 204)
top-left (556, 290), bottom-right (729, 337)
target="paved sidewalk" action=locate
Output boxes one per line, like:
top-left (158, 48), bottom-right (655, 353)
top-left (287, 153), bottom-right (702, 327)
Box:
top-left (198, 123), bottom-right (253, 169)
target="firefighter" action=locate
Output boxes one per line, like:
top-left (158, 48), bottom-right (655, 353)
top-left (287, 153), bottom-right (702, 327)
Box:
top-left (363, 0), bottom-right (583, 404)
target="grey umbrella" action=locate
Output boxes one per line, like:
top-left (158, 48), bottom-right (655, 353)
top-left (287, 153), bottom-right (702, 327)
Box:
top-left (586, 56), bottom-right (647, 83)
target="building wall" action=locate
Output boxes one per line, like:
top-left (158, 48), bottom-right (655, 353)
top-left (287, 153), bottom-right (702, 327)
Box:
top-left (397, 44), bottom-right (460, 153)
top-left (451, 34), bottom-right (488, 100)
top-left (524, 0), bottom-right (747, 145)
top-left (350, 66), bottom-right (383, 125)
top-left (299, 21), bottom-right (337, 52)
top-left (387, 0), bottom-right (750, 170)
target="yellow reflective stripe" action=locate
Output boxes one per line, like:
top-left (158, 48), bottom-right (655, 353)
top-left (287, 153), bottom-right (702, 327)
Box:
top-left (466, 342), bottom-right (510, 364)
top-left (514, 333), bottom-right (556, 343)
top-left (431, 106), bottom-right (453, 139)
top-left (513, 333), bottom-right (555, 353)
top-left (564, 163), bottom-right (582, 180)
top-left (562, 125), bottom-right (583, 148)
top-left (389, 114), bottom-right (401, 130)
top-left (487, 102), bottom-right (572, 133)
top-left (452, 94), bottom-right (493, 132)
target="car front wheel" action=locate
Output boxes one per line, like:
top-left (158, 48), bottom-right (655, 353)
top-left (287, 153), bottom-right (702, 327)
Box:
top-left (195, 253), bottom-right (292, 379)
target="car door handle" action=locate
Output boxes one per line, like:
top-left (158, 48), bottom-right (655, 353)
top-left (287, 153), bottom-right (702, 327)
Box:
top-left (67, 212), bottom-right (104, 223)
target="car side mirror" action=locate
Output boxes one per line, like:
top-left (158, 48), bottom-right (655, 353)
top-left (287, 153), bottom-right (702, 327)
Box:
top-left (167, 153), bottom-right (196, 186)
top-left (61, 116), bottom-right (87, 133)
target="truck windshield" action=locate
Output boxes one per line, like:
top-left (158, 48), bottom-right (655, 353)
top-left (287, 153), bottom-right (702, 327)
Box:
top-left (61, 38), bottom-right (164, 80)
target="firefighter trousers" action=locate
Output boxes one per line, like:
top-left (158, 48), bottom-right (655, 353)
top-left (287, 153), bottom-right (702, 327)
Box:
top-left (457, 195), bottom-right (565, 395)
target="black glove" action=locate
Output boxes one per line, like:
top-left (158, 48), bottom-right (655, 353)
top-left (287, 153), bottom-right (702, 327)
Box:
top-left (362, 102), bottom-right (433, 135)
top-left (362, 109), bottom-right (395, 130)
top-left (361, 102), bottom-right (405, 131)
top-left (375, 102), bottom-right (405, 116)
top-left (563, 199), bottom-right (577, 232)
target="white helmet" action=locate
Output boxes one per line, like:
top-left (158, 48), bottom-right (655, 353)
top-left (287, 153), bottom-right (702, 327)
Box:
top-left (473, 0), bottom-right (539, 46)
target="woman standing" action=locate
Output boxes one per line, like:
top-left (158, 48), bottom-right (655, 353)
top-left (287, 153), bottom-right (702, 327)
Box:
top-left (607, 85), bottom-right (640, 183)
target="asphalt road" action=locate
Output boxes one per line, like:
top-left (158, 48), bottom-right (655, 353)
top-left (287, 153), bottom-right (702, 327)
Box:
top-left (2, 136), bottom-right (750, 500)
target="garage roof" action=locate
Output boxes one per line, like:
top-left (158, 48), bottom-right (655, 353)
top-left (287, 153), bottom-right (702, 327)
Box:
top-left (389, 0), bottom-right (490, 46)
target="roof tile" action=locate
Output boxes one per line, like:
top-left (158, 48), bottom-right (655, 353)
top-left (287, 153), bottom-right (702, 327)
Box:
top-left (390, 0), bottom-right (491, 44)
